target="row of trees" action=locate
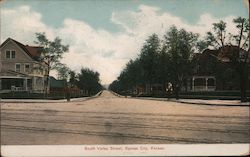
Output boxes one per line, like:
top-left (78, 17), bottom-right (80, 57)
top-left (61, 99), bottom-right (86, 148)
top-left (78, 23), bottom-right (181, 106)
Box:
top-left (109, 27), bottom-right (198, 99)
top-left (52, 60), bottom-right (103, 96)
top-left (35, 33), bottom-right (102, 96)
top-left (68, 68), bottom-right (103, 96)
top-left (109, 17), bottom-right (249, 102)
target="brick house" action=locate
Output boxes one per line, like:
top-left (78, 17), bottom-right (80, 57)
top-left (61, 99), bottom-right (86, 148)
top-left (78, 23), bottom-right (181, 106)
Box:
top-left (0, 38), bottom-right (47, 93)
top-left (185, 46), bottom-right (250, 92)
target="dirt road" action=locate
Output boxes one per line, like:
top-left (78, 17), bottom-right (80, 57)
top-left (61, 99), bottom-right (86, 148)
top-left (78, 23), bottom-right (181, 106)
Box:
top-left (1, 90), bottom-right (249, 144)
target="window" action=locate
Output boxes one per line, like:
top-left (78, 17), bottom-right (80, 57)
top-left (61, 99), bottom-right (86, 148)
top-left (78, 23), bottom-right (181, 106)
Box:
top-left (15, 63), bottom-right (21, 72)
top-left (24, 64), bottom-right (30, 73)
top-left (11, 51), bottom-right (16, 58)
top-left (5, 50), bottom-right (15, 59)
top-left (6, 51), bottom-right (10, 58)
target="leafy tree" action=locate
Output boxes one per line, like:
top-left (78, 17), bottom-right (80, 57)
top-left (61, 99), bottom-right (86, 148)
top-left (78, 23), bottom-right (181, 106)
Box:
top-left (139, 34), bottom-right (161, 94)
top-left (69, 70), bottom-right (78, 87)
top-left (203, 17), bottom-right (249, 102)
top-left (55, 63), bottom-right (71, 81)
top-left (109, 80), bottom-right (122, 93)
top-left (163, 26), bottom-right (198, 99)
top-left (35, 32), bottom-right (69, 94)
top-left (206, 20), bottom-right (227, 48)
top-left (116, 58), bottom-right (143, 94)
top-left (77, 68), bottom-right (102, 96)
top-left (156, 42), bottom-right (171, 86)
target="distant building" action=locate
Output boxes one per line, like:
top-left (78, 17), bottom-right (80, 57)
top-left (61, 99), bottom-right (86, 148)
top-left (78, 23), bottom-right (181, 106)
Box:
top-left (185, 46), bottom-right (250, 92)
top-left (49, 76), bottom-right (66, 92)
top-left (0, 38), bottom-right (47, 93)
top-left (49, 76), bottom-right (84, 97)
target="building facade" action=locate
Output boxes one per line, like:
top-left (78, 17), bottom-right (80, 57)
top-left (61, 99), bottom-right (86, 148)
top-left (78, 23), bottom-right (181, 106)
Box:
top-left (187, 46), bottom-right (250, 92)
top-left (0, 38), bottom-right (47, 93)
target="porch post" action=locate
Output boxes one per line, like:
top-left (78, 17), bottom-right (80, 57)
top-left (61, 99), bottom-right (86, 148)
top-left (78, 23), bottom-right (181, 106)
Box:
top-left (205, 78), bottom-right (208, 91)
top-left (192, 77), bottom-right (195, 91)
top-left (23, 78), bottom-right (28, 91)
top-left (214, 77), bottom-right (216, 90)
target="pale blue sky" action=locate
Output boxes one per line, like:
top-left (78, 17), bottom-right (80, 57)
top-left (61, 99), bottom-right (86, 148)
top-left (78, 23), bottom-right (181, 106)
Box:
top-left (2, 0), bottom-right (248, 32)
top-left (1, 0), bottom-right (248, 84)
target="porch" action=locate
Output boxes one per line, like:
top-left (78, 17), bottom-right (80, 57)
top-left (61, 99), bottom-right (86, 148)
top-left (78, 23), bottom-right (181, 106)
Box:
top-left (187, 76), bottom-right (216, 92)
top-left (0, 77), bottom-right (32, 93)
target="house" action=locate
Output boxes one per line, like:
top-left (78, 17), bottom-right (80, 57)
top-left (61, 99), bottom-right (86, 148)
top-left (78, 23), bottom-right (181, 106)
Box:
top-left (49, 76), bottom-right (66, 93)
top-left (49, 76), bottom-right (84, 97)
top-left (182, 49), bottom-right (218, 92)
top-left (186, 46), bottom-right (250, 92)
top-left (0, 38), bottom-right (47, 93)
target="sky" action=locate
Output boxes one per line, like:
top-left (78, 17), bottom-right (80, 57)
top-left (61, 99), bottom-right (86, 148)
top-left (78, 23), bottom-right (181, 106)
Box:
top-left (0, 0), bottom-right (249, 85)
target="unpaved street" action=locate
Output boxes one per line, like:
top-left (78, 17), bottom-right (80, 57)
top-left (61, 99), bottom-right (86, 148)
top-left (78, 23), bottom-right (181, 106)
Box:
top-left (1, 90), bottom-right (249, 144)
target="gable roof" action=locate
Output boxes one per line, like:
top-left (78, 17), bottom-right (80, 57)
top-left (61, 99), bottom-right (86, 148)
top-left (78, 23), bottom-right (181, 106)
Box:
top-left (193, 49), bottom-right (219, 62)
top-left (0, 38), bottom-right (43, 61)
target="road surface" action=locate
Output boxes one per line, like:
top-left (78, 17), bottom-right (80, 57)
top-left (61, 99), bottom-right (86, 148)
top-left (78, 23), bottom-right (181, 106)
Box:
top-left (1, 90), bottom-right (249, 144)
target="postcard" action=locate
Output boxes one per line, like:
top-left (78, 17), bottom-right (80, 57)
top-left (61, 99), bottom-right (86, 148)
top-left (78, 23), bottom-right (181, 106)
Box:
top-left (0, 0), bottom-right (249, 156)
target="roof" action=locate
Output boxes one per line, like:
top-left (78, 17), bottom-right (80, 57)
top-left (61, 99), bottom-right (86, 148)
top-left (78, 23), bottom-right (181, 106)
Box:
top-left (0, 70), bottom-right (30, 78)
top-left (197, 46), bottom-right (248, 62)
top-left (193, 49), bottom-right (219, 62)
top-left (0, 38), bottom-right (43, 61)
top-left (218, 45), bottom-right (247, 59)
top-left (49, 76), bottom-right (66, 88)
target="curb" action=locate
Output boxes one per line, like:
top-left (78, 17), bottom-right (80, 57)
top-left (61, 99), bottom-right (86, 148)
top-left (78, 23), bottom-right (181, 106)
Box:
top-left (0, 91), bottom-right (103, 104)
top-left (129, 97), bottom-right (250, 107)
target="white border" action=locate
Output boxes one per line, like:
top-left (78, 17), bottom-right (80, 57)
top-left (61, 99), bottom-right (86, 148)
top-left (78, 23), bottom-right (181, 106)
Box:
top-left (1, 144), bottom-right (250, 156)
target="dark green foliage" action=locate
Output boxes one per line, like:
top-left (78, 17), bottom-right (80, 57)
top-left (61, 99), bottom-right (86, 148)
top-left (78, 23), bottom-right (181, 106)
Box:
top-left (55, 63), bottom-right (71, 81)
top-left (201, 17), bottom-right (249, 102)
top-left (163, 26), bottom-right (198, 99)
top-left (109, 34), bottom-right (162, 95)
top-left (139, 34), bottom-right (161, 87)
top-left (109, 29), bottom-right (198, 99)
top-left (69, 70), bottom-right (78, 87)
top-left (77, 68), bottom-right (102, 96)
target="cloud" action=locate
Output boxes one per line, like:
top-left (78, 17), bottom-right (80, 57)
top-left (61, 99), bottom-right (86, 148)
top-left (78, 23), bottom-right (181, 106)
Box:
top-left (111, 4), bottom-right (238, 38)
top-left (1, 5), bottom-right (240, 84)
top-left (1, 5), bottom-right (54, 43)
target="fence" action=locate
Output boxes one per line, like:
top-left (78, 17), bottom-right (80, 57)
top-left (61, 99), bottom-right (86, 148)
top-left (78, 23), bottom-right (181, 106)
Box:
top-left (0, 90), bottom-right (89, 100)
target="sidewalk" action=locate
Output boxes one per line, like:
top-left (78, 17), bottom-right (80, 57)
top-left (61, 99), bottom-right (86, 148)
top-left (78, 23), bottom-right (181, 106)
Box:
top-left (0, 91), bottom-right (103, 103)
top-left (132, 97), bottom-right (250, 107)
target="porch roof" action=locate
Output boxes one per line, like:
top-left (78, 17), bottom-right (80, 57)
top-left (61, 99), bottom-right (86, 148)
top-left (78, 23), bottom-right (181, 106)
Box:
top-left (0, 70), bottom-right (30, 79)
top-left (191, 76), bottom-right (216, 79)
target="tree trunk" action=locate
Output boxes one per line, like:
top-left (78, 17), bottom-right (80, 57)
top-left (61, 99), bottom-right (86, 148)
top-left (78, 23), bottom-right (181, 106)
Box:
top-left (45, 68), bottom-right (50, 97)
top-left (240, 63), bottom-right (248, 102)
top-left (174, 82), bottom-right (180, 100)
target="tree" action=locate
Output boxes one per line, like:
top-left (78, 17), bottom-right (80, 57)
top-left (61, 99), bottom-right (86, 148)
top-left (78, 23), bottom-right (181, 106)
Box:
top-left (110, 30), bottom-right (198, 98)
top-left (206, 21), bottom-right (227, 48)
top-left (116, 58), bottom-right (143, 94)
top-left (156, 41), bottom-right (171, 86)
top-left (139, 34), bottom-right (161, 94)
top-left (109, 80), bottom-right (122, 93)
top-left (203, 17), bottom-right (249, 102)
top-left (163, 26), bottom-right (199, 99)
top-left (55, 63), bottom-right (71, 81)
top-left (77, 68), bottom-right (102, 96)
top-left (69, 70), bottom-right (78, 87)
top-left (35, 32), bottom-right (69, 94)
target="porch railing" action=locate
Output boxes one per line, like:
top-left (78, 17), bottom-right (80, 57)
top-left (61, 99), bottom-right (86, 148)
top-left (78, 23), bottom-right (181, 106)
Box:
top-left (193, 86), bottom-right (216, 91)
top-left (11, 86), bottom-right (31, 91)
